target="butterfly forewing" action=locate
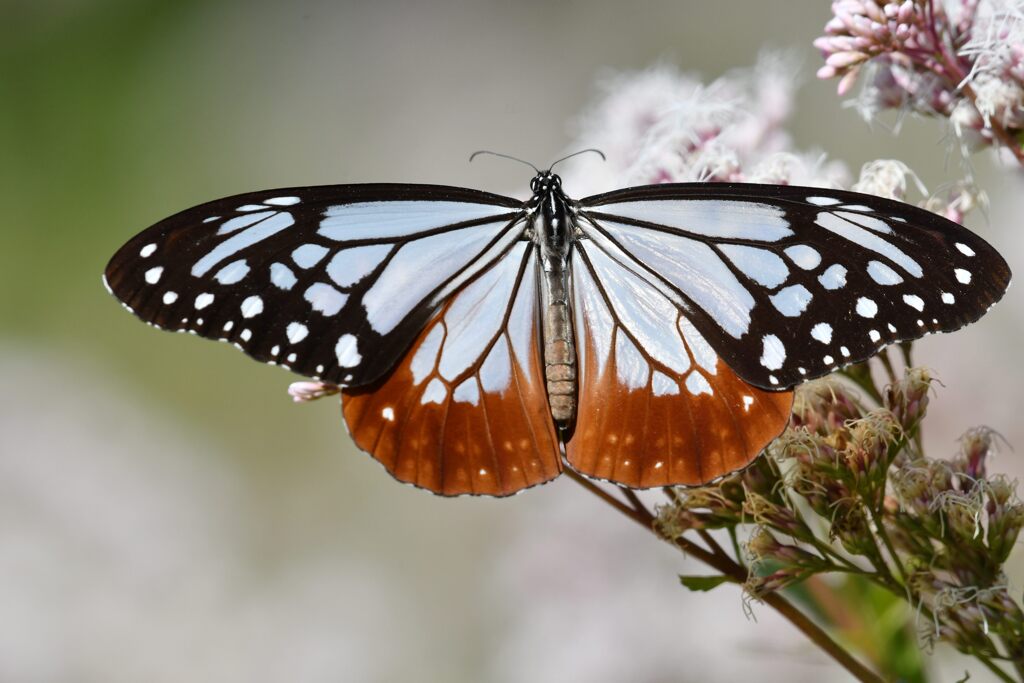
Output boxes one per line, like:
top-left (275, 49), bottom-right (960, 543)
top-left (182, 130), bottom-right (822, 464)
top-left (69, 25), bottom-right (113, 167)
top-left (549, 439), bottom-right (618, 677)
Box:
top-left (104, 184), bottom-right (526, 388)
top-left (578, 183), bottom-right (1011, 390)
top-left (341, 242), bottom-right (562, 496)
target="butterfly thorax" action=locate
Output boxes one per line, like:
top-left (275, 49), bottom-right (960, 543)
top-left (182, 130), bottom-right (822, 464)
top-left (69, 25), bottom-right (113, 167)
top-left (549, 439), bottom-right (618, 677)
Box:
top-left (529, 172), bottom-right (578, 429)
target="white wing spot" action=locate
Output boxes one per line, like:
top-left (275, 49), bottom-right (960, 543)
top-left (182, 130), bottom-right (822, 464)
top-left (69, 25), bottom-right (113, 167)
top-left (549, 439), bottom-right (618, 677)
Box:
top-left (840, 346), bottom-right (850, 357)
top-left (769, 375), bottom-right (779, 385)
top-left (818, 264), bottom-right (847, 290)
top-left (941, 292), bottom-right (955, 304)
top-left (237, 204), bottom-right (265, 212)
top-left (326, 244), bottom-right (392, 289)
top-left (144, 267), bottom-right (163, 284)
top-left (742, 395), bottom-right (754, 411)
top-left (888, 323), bottom-right (897, 333)
top-left (760, 334), bottom-right (786, 370)
top-left (869, 329), bottom-right (881, 342)
top-left (769, 284), bottom-right (812, 317)
top-left (265, 196), bottom-right (301, 206)
top-left (382, 407), bottom-right (395, 421)
top-left (286, 322), bottom-right (309, 344)
top-left (807, 196), bottom-right (840, 206)
top-left (269, 263), bottom-right (297, 291)
top-left (162, 291), bottom-right (178, 304)
top-left (140, 243), bottom-right (157, 258)
top-left (956, 242), bottom-right (976, 257)
top-left (271, 345), bottom-right (280, 356)
top-left (335, 334), bottom-right (361, 367)
top-left (453, 379), bottom-right (481, 406)
top-left (421, 378), bottom-right (447, 405)
top-left (856, 297), bottom-right (878, 318)
top-left (720, 244), bottom-right (789, 287)
top-left (292, 244), bottom-right (329, 269)
top-left (240, 295), bottom-right (264, 318)
top-left (240, 328), bottom-right (252, 342)
top-left (955, 268), bottom-right (972, 284)
top-left (685, 372), bottom-right (713, 397)
top-left (286, 353), bottom-right (297, 363)
top-left (223, 321), bottom-right (233, 332)
top-left (215, 259), bottom-right (250, 285)
top-left (784, 245), bottom-right (821, 270)
top-left (903, 294), bottom-right (925, 311)
top-left (304, 283), bottom-right (347, 316)
top-left (194, 293), bottom-right (214, 309)
top-left (823, 355), bottom-right (834, 365)
top-left (867, 260), bottom-right (903, 285)
top-left (202, 216), bottom-right (219, 224)
top-left (810, 322), bottom-right (832, 344)
top-left (651, 372), bottom-right (679, 397)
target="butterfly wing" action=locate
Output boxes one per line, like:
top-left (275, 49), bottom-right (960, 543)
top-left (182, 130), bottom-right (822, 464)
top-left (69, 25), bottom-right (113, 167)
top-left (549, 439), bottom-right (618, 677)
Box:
top-left (577, 183), bottom-right (1011, 389)
top-left (104, 184), bottom-right (526, 388)
top-left (341, 242), bottom-right (562, 496)
top-left (567, 240), bottom-right (792, 487)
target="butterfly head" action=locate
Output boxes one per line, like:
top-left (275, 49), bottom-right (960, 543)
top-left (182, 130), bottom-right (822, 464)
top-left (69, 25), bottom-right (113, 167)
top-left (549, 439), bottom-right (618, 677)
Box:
top-left (530, 171), bottom-right (563, 196)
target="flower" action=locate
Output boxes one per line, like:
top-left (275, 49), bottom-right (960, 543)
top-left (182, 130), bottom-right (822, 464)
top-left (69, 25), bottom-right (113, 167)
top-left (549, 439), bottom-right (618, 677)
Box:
top-left (815, 0), bottom-right (1024, 163)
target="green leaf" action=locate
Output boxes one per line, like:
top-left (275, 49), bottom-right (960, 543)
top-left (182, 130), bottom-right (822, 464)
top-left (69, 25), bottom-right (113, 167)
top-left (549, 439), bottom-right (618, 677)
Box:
top-left (679, 575), bottom-right (731, 592)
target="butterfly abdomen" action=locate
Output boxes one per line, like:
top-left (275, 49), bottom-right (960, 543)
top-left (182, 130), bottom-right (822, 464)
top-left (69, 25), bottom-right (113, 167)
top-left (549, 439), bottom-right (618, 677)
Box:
top-left (542, 276), bottom-right (577, 424)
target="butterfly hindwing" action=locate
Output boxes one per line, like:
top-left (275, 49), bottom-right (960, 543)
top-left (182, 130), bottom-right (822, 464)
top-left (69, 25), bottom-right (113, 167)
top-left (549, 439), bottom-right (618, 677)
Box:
top-left (104, 184), bottom-right (525, 388)
top-left (341, 242), bottom-right (562, 496)
top-left (567, 241), bottom-right (793, 487)
top-left (578, 183), bottom-right (1011, 390)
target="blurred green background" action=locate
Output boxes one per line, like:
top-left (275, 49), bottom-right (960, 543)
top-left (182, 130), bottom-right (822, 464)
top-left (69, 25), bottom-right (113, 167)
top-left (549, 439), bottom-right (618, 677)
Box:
top-left (2, 1), bottom-right (1020, 681)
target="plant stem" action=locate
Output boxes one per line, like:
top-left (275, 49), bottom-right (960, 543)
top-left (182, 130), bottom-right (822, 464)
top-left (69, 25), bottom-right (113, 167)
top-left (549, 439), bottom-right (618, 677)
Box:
top-left (976, 654), bottom-right (1016, 683)
top-left (567, 470), bottom-right (884, 683)
top-left (868, 503), bottom-right (908, 586)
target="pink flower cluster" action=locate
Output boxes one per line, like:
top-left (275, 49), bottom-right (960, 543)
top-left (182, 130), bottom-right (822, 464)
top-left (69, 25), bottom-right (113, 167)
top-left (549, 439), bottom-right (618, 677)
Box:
top-left (815, 0), bottom-right (1024, 163)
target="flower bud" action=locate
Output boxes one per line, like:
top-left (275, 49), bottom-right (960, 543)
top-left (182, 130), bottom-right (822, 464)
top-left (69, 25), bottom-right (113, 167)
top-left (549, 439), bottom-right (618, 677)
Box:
top-left (954, 426), bottom-right (1000, 481)
top-left (884, 366), bottom-right (932, 429)
top-left (831, 505), bottom-right (877, 557)
top-left (287, 380), bottom-right (340, 403)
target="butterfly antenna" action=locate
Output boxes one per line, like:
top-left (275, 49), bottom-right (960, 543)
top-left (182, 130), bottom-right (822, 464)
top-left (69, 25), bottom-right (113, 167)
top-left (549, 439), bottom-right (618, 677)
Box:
top-left (468, 150), bottom-right (540, 173)
top-left (547, 148), bottom-right (606, 172)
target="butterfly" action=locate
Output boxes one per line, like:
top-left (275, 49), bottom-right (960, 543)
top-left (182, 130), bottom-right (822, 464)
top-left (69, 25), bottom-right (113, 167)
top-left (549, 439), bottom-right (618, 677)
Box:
top-left (104, 152), bottom-right (1010, 497)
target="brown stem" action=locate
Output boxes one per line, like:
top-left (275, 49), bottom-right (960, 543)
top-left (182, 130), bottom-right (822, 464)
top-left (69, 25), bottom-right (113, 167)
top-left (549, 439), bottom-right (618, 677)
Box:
top-left (568, 471), bottom-right (884, 683)
top-left (976, 654), bottom-right (1016, 683)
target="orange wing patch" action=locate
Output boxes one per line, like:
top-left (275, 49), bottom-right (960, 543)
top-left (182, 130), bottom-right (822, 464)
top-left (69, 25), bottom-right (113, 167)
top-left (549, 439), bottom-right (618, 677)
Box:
top-left (567, 248), bottom-right (792, 487)
top-left (341, 244), bottom-right (561, 496)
